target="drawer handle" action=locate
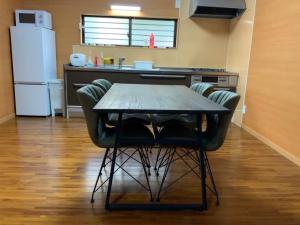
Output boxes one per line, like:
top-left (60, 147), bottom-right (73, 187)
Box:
top-left (214, 87), bottom-right (231, 91)
top-left (140, 74), bottom-right (186, 79)
top-left (72, 83), bottom-right (89, 88)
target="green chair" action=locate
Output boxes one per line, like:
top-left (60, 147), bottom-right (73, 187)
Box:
top-left (151, 82), bottom-right (214, 128)
top-left (203, 91), bottom-right (240, 151)
top-left (77, 85), bottom-right (155, 203)
top-left (92, 79), bottom-right (112, 92)
top-left (154, 90), bottom-right (240, 204)
top-left (190, 82), bottom-right (214, 97)
top-left (92, 79), bottom-right (151, 126)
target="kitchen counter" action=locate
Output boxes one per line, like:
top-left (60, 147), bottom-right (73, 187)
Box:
top-left (64, 64), bottom-right (239, 77)
top-left (64, 64), bottom-right (239, 118)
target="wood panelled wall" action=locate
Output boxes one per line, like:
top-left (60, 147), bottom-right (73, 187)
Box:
top-left (244, 0), bottom-right (300, 161)
top-left (0, 0), bottom-right (18, 123)
top-left (17, 0), bottom-right (230, 76)
top-left (226, 0), bottom-right (256, 126)
top-left (73, 0), bottom-right (230, 72)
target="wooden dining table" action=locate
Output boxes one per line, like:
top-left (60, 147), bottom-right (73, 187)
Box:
top-left (93, 83), bottom-right (229, 210)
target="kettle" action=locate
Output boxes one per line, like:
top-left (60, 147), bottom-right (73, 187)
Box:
top-left (70, 53), bottom-right (86, 67)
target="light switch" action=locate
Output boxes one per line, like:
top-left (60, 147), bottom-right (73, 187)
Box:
top-left (175, 0), bottom-right (181, 9)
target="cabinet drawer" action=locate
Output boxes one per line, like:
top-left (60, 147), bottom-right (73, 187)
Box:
top-left (65, 71), bottom-right (141, 106)
top-left (65, 71), bottom-right (191, 106)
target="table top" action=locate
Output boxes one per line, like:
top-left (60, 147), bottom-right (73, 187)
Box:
top-left (93, 84), bottom-right (230, 114)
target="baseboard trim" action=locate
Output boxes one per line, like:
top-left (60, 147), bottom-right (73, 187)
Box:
top-left (0, 113), bottom-right (15, 124)
top-left (242, 124), bottom-right (300, 167)
top-left (232, 120), bottom-right (242, 127)
top-left (67, 106), bottom-right (84, 118)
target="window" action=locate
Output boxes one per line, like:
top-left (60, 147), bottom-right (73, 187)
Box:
top-left (82, 15), bottom-right (177, 48)
top-left (82, 16), bottom-right (130, 46)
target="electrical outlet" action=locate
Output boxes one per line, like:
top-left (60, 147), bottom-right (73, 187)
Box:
top-left (242, 105), bottom-right (247, 114)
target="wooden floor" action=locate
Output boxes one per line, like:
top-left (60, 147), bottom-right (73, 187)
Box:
top-left (0, 117), bottom-right (300, 225)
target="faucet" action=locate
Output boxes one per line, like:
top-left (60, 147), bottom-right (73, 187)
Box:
top-left (118, 57), bottom-right (125, 68)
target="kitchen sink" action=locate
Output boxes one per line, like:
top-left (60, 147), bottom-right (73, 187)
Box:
top-left (100, 65), bottom-right (160, 71)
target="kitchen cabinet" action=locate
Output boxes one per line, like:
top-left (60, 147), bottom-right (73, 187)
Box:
top-left (64, 69), bottom-right (191, 118)
top-left (64, 65), bottom-right (238, 118)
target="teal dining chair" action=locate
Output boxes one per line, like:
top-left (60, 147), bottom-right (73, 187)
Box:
top-left (92, 79), bottom-right (112, 92)
top-left (190, 82), bottom-right (214, 97)
top-left (154, 90), bottom-right (240, 205)
top-left (151, 82), bottom-right (214, 129)
top-left (92, 79), bottom-right (151, 126)
top-left (77, 84), bottom-right (155, 203)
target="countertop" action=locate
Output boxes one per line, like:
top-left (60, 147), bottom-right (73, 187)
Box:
top-left (64, 64), bottom-right (239, 77)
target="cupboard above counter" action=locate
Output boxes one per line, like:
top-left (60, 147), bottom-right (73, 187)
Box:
top-left (63, 64), bottom-right (238, 118)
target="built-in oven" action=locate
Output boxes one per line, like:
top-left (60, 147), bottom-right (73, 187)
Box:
top-left (191, 75), bottom-right (238, 92)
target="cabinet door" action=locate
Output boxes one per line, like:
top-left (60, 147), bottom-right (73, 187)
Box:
top-left (65, 70), bottom-right (191, 106)
top-left (66, 71), bottom-right (141, 106)
top-left (15, 84), bottom-right (50, 116)
top-left (66, 71), bottom-right (97, 106)
top-left (11, 27), bottom-right (45, 83)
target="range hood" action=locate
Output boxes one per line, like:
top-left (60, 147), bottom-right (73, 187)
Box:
top-left (190, 0), bottom-right (246, 19)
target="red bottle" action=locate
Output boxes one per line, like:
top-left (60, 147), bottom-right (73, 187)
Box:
top-left (94, 56), bottom-right (99, 67)
top-left (149, 33), bottom-right (155, 48)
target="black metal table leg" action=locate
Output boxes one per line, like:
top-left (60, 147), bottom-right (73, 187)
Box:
top-left (197, 112), bottom-right (208, 210)
top-left (105, 111), bottom-right (208, 211)
top-left (199, 148), bottom-right (207, 210)
top-left (91, 148), bottom-right (110, 203)
top-left (108, 203), bottom-right (205, 210)
top-left (105, 113), bottom-right (123, 210)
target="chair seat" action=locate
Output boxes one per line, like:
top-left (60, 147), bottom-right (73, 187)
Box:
top-left (98, 122), bottom-right (155, 148)
top-left (151, 114), bottom-right (197, 127)
top-left (107, 113), bottom-right (151, 126)
top-left (157, 119), bottom-right (227, 151)
top-left (157, 122), bottom-right (201, 147)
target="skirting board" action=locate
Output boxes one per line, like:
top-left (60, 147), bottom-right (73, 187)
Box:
top-left (0, 113), bottom-right (15, 124)
top-left (232, 119), bottom-right (242, 128)
top-left (67, 106), bottom-right (84, 118)
top-left (242, 124), bottom-right (300, 167)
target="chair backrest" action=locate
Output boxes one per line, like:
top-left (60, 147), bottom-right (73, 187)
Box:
top-left (190, 83), bottom-right (214, 97)
top-left (77, 85), bottom-right (106, 146)
top-left (92, 79), bottom-right (112, 92)
top-left (204, 91), bottom-right (240, 151)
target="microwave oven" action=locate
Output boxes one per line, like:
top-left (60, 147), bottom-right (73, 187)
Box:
top-left (15, 10), bottom-right (52, 29)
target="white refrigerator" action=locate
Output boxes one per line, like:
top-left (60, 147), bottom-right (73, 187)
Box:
top-left (10, 26), bottom-right (57, 116)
